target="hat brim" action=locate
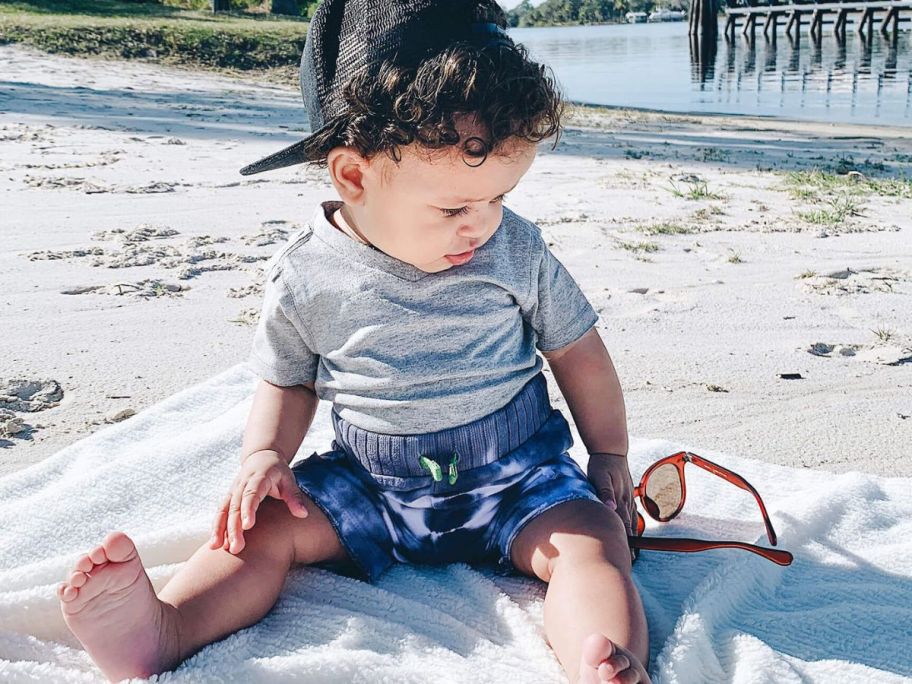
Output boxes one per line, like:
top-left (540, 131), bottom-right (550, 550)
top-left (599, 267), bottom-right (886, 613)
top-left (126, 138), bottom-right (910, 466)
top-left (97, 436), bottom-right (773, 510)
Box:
top-left (239, 135), bottom-right (316, 176)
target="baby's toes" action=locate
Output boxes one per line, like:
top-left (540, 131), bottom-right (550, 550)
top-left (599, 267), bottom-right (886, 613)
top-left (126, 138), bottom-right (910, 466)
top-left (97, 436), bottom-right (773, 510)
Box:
top-left (68, 569), bottom-right (90, 589)
top-left (74, 553), bottom-right (101, 575)
top-left (86, 544), bottom-right (109, 565)
top-left (58, 581), bottom-right (74, 601)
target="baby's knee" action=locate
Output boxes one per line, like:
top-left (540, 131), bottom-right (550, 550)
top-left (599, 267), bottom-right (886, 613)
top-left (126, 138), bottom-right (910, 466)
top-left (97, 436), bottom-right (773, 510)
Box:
top-left (245, 494), bottom-right (349, 568)
top-left (232, 497), bottom-right (299, 561)
top-left (547, 508), bottom-right (632, 576)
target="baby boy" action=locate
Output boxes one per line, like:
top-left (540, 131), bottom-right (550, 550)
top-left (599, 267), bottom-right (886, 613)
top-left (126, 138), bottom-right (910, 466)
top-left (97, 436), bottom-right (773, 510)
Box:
top-left (57, 1), bottom-right (651, 682)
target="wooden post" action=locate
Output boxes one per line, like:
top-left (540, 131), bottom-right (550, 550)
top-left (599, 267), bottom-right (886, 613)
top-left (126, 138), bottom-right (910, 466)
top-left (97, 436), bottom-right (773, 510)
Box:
top-left (211, 0), bottom-right (229, 11)
top-left (690, 0), bottom-right (718, 39)
top-left (763, 11), bottom-right (777, 40)
top-left (834, 8), bottom-right (848, 38)
top-left (702, 0), bottom-right (718, 39)
top-left (879, 7), bottom-right (898, 34)
top-left (742, 12), bottom-right (757, 40)
top-left (857, 7), bottom-right (872, 36)
top-left (724, 14), bottom-right (736, 41)
top-left (785, 9), bottom-right (801, 39)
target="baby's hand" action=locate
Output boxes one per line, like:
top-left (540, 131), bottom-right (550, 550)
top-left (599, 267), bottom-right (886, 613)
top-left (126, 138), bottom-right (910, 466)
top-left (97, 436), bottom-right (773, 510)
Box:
top-left (587, 453), bottom-right (636, 536)
top-left (209, 450), bottom-right (309, 555)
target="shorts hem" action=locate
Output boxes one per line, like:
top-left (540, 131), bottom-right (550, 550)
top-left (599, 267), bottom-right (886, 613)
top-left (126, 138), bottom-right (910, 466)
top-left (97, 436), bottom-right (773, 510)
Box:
top-left (293, 478), bottom-right (390, 584)
top-left (497, 491), bottom-right (604, 576)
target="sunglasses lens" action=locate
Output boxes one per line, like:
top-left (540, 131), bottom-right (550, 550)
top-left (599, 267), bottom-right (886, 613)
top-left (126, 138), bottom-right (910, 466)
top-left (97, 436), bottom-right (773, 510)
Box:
top-left (644, 462), bottom-right (683, 519)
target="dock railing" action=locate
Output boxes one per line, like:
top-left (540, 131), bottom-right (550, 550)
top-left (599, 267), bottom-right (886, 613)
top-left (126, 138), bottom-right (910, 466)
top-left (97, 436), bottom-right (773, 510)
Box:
top-left (723, 0), bottom-right (912, 40)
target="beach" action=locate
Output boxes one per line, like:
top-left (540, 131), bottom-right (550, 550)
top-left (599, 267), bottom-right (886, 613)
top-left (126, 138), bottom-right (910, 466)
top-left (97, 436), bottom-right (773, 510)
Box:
top-left (2, 43), bottom-right (910, 479)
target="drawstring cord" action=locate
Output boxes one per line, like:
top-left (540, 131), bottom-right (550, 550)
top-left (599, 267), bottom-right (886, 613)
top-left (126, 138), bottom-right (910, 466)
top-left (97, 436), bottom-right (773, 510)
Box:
top-left (419, 452), bottom-right (459, 485)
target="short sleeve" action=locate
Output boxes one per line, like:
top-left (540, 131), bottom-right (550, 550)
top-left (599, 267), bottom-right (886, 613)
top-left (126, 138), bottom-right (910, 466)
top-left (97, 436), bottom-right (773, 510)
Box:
top-left (520, 234), bottom-right (599, 353)
top-left (246, 267), bottom-right (318, 387)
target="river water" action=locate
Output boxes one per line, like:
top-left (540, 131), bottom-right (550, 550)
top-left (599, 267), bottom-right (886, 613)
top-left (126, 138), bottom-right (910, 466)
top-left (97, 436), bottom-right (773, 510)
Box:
top-left (508, 21), bottom-right (912, 126)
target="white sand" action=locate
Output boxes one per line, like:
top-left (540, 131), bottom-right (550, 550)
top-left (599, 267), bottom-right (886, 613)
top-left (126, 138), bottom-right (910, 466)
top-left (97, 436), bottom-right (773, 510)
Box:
top-left (1, 44), bottom-right (910, 479)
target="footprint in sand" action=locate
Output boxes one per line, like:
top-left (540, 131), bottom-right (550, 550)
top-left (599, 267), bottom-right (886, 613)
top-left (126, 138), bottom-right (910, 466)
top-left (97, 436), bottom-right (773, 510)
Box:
top-left (121, 181), bottom-right (182, 194)
top-left (807, 341), bottom-right (912, 366)
top-left (162, 252), bottom-right (268, 280)
top-left (10, 150), bottom-right (123, 172)
top-left (0, 124), bottom-right (56, 144)
top-left (0, 409), bottom-right (27, 438)
top-left (0, 378), bottom-right (64, 412)
top-left (28, 247), bottom-right (107, 261)
top-left (23, 176), bottom-right (185, 194)
top-left (228, 307), bottom-right (261, 327)
top-left (798, 267), bottom-right (911, 295)
top-left (91, 227), bottom-right (265, 279)
top-left (29, 224), bottom-right (268, 282)
top-left (0, 378), bottom-right (64, 439)
top-left (239, 220), bottom-right (296, 246)
top-left (94, 226), bottom-right (181, 243)
top-left (61, 280), bottom-right (187, 298)
top-left (24, 175), bottom-right (111, 193)
top-left (228, 282), bottom-right (263, 299)
top-left (185, 235), bottom-right (230, 248)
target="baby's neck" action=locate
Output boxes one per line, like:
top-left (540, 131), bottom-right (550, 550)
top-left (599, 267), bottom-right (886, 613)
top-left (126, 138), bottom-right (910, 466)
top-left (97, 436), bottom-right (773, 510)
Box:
top-left (329, 204), bottom-right (372, 247)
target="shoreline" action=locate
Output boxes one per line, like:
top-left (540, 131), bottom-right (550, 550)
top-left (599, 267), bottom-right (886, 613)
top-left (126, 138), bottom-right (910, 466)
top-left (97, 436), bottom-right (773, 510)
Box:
top-left (4, 39), bottom-right (912, 136)
top-left (563, 100), bottom-right (912, 139)
top-left (1, 44), bottom-right (910, 479)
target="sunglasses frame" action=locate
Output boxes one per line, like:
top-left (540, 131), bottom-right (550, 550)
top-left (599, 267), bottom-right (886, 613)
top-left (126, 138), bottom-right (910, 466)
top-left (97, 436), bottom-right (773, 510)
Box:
top-left (628, 451), bottom-right (793, 566)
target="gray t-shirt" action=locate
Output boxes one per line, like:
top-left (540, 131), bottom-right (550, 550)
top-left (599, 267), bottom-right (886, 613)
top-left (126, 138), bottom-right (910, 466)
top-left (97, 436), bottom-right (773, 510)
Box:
top-left (246, 199), bottom-right (599, 434)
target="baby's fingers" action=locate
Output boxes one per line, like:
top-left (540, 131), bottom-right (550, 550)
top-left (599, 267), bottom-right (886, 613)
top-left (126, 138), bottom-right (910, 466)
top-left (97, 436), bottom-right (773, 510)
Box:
top-left (209, 493), bottom-right (231, 549)
top-left (616, 494), bottom-right (633, 536)
top-left (277, 469), bottom-right (309, 519)
top-left (239, 475), bottom-right (272, 530)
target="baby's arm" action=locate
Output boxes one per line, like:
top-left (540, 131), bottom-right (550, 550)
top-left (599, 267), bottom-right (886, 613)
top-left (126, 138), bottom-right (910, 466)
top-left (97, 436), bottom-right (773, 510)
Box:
top-left (542, 327), bottom-right (635, 534)
top-left (209, 379), bottom-right (318, 554)
top-left (240, 379), bottom-right (319, 466)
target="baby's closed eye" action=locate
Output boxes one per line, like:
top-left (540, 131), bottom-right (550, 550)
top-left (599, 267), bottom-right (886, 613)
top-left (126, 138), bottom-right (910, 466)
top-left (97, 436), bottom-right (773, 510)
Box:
top-left (439, 193), bottom-right (508, 217)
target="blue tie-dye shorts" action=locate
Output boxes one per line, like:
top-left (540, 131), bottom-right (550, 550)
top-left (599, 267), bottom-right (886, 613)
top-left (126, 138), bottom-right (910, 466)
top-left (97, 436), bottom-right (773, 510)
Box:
top-left (291, 372), bottom-right (605, 583)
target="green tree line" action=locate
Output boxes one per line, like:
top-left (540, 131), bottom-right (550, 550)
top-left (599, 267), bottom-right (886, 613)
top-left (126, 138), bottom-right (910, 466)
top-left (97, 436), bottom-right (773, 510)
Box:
top-left (505, 0), bottom-right (689, 27)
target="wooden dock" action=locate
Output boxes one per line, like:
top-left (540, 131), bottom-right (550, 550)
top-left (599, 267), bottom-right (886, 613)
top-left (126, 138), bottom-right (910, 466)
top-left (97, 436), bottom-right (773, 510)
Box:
top-left (724, 0), bottom-right (912, 40)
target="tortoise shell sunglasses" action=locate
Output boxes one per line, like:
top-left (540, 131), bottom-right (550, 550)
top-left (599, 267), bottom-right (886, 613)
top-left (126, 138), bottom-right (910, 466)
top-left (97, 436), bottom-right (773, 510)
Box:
top-left (627, 451), bottom-right (793, 566)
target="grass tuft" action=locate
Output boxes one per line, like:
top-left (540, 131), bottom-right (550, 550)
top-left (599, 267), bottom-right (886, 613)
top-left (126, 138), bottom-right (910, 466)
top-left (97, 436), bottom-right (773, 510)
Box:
top-left (872, 327), bottom-right (895, 344)
top-left (797, 194), bottom-right (866, 226)
top-left (668, 176), bottom-right (724, 201)
top-left (638, 221), bottom-right (696, 235)
top-left (616, 239), bottom-right (660, 254)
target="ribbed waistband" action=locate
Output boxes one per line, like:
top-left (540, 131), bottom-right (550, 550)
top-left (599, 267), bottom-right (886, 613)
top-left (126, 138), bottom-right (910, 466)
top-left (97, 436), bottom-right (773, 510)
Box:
top-left (329, 372), bottom-right (553, 479)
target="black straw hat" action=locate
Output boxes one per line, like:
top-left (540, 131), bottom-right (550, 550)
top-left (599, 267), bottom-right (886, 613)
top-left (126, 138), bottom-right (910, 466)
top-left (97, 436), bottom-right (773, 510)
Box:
top-left (239, 0), bottom-right (514, 176)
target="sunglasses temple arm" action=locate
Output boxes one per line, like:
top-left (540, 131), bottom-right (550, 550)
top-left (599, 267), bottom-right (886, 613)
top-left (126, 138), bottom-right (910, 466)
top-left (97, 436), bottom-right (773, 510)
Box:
top-left (687, 454), bottom-right (779, 546)
top-left (628, 535), bottom-right (793, 566)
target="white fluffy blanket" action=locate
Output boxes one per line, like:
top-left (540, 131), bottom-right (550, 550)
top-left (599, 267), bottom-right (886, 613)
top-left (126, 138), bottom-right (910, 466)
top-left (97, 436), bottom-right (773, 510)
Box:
top-left (1, 364), bottom-right (910, 683)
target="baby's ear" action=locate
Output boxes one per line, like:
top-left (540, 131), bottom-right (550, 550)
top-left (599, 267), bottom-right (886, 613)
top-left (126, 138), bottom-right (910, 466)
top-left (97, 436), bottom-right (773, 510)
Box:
top-left (326, 146), bottom-right (369, 204)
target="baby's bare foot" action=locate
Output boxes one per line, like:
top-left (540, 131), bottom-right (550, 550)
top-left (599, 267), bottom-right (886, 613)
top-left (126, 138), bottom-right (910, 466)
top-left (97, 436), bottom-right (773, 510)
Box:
top-left (577, 632), bottom-right (651, 684)
top-left (58, 531), bottom-right (183, 682)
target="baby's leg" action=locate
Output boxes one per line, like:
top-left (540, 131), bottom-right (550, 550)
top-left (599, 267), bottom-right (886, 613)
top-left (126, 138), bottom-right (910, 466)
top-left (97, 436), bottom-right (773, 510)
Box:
top-left (58, 494), bottom-right (350, 682)
top-left (509, 499), bottom-right (651, 683)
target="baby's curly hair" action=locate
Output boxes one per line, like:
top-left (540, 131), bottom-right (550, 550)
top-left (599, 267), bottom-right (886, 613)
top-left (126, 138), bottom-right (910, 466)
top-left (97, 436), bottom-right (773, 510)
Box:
top-left (298, 1), bottom-right (564, 169)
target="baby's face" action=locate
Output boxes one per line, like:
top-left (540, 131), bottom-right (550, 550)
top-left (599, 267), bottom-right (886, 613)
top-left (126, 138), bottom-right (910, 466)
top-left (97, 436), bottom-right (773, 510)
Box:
top-left (331, 120), bottom-right (537, 273)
